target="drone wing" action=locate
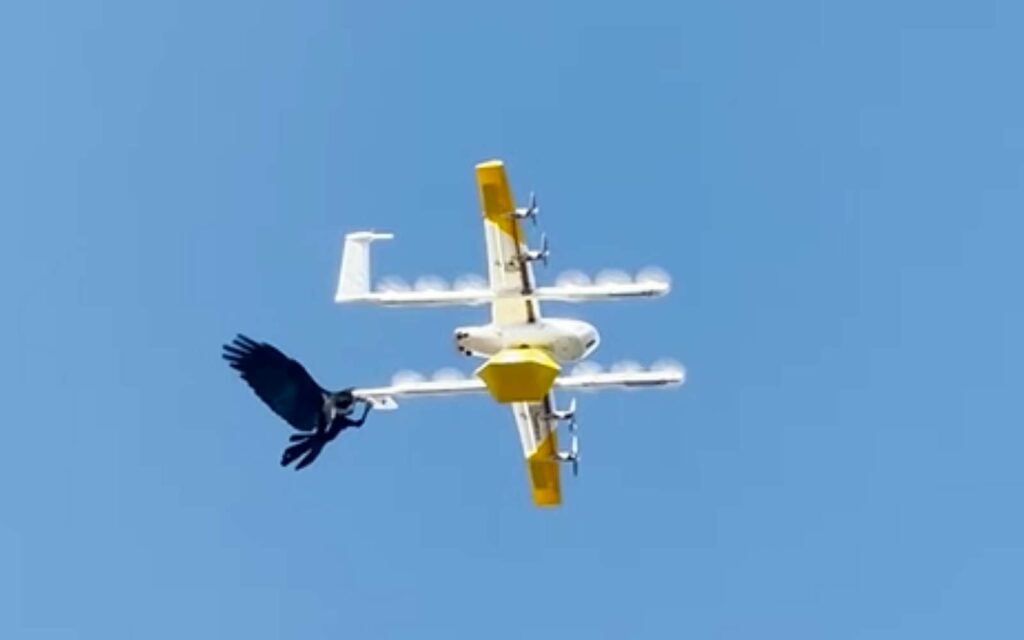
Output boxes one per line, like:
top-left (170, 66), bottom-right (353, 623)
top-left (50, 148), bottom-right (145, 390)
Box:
top-left (352, 366), bottom-right (683, 507)
top-left (222, 334), bottom-right (326, 432)
top-left (555, 367), bottom-right (685, 390)
top-left (352, 377), bottom-right (488, 409)
top-left (352, 367), bottom-right (684, 409)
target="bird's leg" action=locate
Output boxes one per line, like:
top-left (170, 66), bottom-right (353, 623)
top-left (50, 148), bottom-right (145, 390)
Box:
top-left (313, 409), bottom-right (329, 436)
top-left (348, 402), bottom-right (372, 428)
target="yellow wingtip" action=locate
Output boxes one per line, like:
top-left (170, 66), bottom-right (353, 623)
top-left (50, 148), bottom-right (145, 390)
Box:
top-left (527, 430), bottom-right (562, 507)
top-left (474, 160), bottom-right (520, 239)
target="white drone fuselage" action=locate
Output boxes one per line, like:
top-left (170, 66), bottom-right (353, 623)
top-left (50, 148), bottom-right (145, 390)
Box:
top-left (454, 318), bottom-right (599, 362)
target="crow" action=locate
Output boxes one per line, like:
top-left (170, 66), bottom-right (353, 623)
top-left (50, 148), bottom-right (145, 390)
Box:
top-left (222, 333), bottom-right (371, 470)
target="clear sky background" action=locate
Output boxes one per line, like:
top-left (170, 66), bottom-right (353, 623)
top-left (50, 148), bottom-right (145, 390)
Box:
top-left (3, 0), bottom-right (1023, 638)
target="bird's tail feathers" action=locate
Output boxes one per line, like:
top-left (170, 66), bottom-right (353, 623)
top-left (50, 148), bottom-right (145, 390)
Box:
top-left (281, 435), bottom-right (324, 470)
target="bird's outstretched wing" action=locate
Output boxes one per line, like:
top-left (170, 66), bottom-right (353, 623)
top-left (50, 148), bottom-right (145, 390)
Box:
top-left (222, 334), bottom-right (325, 432)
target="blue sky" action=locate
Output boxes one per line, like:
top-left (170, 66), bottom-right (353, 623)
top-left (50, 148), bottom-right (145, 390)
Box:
top-left (3, 0), bottom-right (1023, 637)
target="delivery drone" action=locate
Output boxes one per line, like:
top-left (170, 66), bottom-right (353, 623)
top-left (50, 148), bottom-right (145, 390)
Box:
top-left (338, 160), bottom-right (685, 507)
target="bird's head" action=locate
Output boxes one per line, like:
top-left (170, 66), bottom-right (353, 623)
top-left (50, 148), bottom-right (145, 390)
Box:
top-left (331, 388), bottom-right (358, 415)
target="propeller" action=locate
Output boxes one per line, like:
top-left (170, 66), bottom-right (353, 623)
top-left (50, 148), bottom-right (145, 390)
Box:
top-left (551, 399), bottom-right (580, 476)
top-left (528, 233), bottom-right (550, 267)
top-left (514, 191), bottom-right (539, 225)
top-left (548, 397), bottom-right (576, 421)
top-left (567, 417), bottom-right (580, 477)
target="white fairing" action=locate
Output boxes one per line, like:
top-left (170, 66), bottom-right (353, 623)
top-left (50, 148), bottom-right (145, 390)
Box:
top-left (454, 318), bottom-right (599, 362)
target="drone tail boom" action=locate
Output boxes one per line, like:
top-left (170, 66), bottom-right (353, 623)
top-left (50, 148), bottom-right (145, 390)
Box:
top-left (335, 231), bottom-right (495, 306)
top-left (531, 282), bottom-right (670, 302)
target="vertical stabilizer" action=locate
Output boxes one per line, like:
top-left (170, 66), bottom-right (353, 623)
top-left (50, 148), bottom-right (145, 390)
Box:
top-left (336, 231), bottom-right (393, 301)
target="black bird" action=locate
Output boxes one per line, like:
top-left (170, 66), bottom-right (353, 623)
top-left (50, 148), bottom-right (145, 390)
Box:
top-left (222, 334), bottom-right (372, 470)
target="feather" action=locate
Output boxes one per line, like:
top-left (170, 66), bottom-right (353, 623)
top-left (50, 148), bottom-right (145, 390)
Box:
top-left (222, 334), bottom-right (326, 432)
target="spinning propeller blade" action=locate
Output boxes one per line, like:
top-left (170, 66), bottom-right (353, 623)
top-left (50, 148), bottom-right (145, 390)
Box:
top-left (515, 191), bottom-right (539, 225)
